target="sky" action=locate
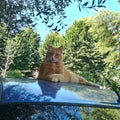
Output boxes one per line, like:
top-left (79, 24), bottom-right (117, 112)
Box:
top-left (35, 0), bottom-right (120, 41)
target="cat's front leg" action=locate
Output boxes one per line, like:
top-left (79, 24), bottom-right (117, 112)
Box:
top-left (49, 74), bottom-right (65, 82)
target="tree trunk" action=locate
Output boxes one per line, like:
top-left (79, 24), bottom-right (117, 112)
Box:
top-left (1, 69), bottom-right (7, 78)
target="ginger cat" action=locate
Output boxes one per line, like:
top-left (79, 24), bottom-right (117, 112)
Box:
top-left (37, 45), bottom-right (100, 88)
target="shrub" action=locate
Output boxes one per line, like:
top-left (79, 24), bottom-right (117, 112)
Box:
top-left (6, 70), bottom-right (24, 78)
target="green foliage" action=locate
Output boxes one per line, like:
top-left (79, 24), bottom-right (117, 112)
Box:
top-left (101, 67), bottom-right (120, 102)
top-left (0, 23), bottom-right (8, 68)
top-left (87, 10), bottom-right (120, 93)
top-left (82, 107), bottom-right (120, 120)
top-left (90, 10), bottom-right (120, 67)
top-left (64, 18), bottom-right (105, 83)
top-left (0, 25), bottom-right (41, 77)
top-left (0, 0), bottom-right (34, 33)
top-left (91, 108), bottom-right (120, 120)
top-left (6, 70), bottom-right (24, 78)
top-left (0, 0), bottom-right (107, 32)
top-left (0, 23), bottom-right (20, 77)
top-left (11, 27), bottom-right (41, 71)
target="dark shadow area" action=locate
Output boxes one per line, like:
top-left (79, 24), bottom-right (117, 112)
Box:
top-left (0, 104), bottom-right (82, 120)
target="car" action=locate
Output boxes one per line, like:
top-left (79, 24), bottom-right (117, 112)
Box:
top-left (0, 78), bottom-right (120, 120)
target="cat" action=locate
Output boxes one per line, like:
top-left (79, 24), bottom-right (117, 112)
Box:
top-left (37, 45), bottom-right (100, 88)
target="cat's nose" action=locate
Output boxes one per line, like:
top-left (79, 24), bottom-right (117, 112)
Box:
top-left (52, 57), bottom-right (54, 60)
top-left (51, 57), bottom-right (55, 61)
top-left (52, 56), bottom-right (55, 59)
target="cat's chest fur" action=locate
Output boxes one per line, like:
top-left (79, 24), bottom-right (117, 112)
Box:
top-left (43, 61), bottom-right (64, 74)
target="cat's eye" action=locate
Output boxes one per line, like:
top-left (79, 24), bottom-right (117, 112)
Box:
top-left (48, 52), bottom-right (53, 55)
top-left (56, 53), bottom-right (59, 56)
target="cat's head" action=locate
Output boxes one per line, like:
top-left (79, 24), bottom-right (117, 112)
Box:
top-left (45, 45), bottom-right (63, 63)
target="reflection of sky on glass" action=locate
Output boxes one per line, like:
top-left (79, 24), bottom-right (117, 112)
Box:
top-left (55, 86), bottom-right (118, 103)
top-left (55, 88), bottom-right (79, 101)
top-left (35, 0), bottom-right (120, 41)
top-left (74, 88), bottom-right (118, 103)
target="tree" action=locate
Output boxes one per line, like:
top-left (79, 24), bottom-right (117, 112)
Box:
top-left (0, 0), bottom-right (34, 33)
top-left (91, 108), bottom-right (120, 120)
top-left (0, 23), bottom-right (11, 77)
top-left (0, 38), bottom-right (19, 77)
top-left (81, 107), bottom-right (120, 120)
top-left (89, 10), bottom-right (120, 68)
top-left (0, 26), bottom-right (41, 77)
top-left (64, 18), bottom-right (105, 83)
top-left (0, 23), bottom-right (8, 72)
top-left (89, 10), bottom-right (120, 100)
top-left (0, 0), bottom-right (107, 33)
top-left (101, 67), bottom-right (120, 102)
top-left (11, 27), bottom-right (41, 72)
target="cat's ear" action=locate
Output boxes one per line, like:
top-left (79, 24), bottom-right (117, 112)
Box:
top-left (47, 44), bottom-right (53, 50)
top-left (58, 46), bottom-right (63, 53)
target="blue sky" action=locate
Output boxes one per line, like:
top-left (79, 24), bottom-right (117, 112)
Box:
top-left (35, 0), bottom-right (120, 41)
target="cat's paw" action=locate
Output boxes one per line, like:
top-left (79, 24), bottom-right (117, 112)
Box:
top-left (51, 77), bottom-right (60, 82)
top-left (49, 74), bottom-right (60, 82)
